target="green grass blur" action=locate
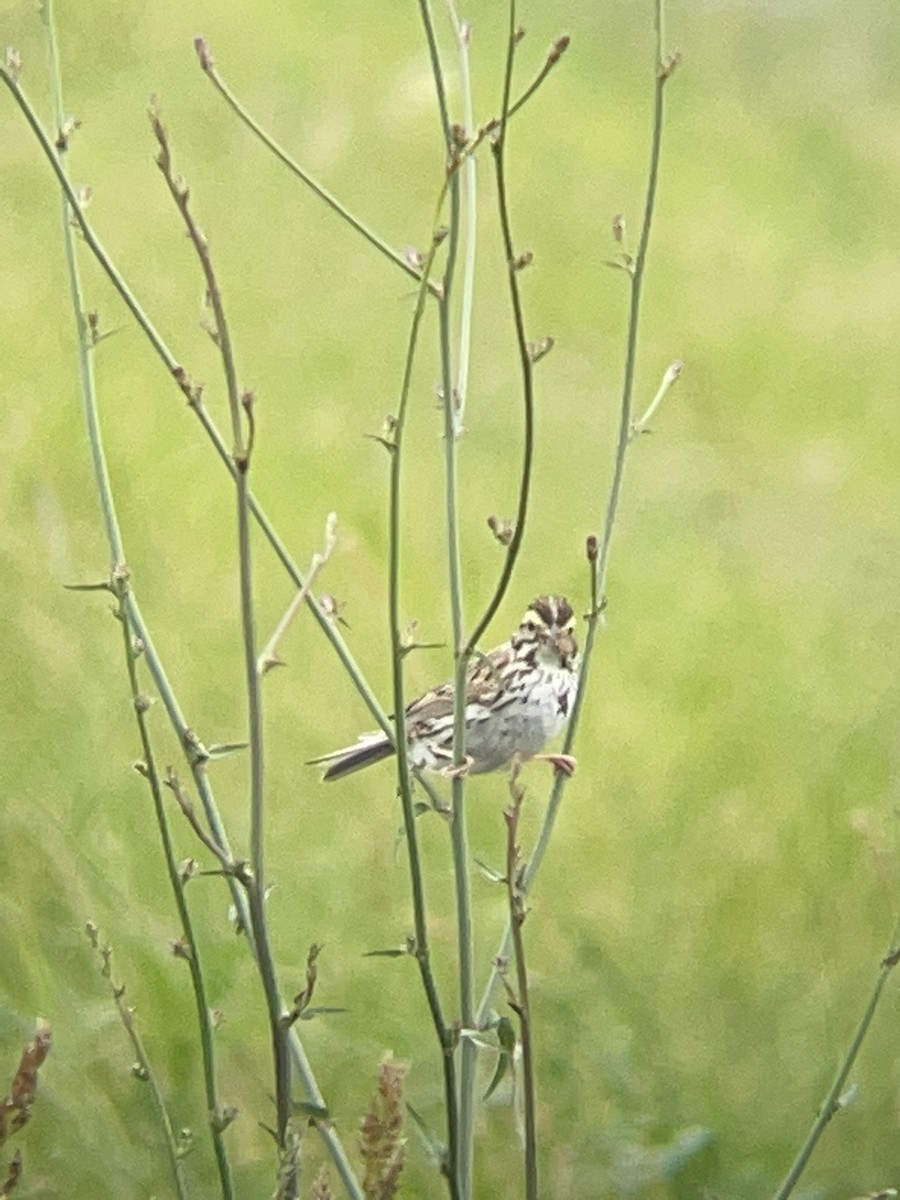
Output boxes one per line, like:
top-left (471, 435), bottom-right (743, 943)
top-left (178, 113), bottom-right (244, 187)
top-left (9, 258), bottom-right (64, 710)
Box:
top-left (3, 0), bottom-right (900, 1196)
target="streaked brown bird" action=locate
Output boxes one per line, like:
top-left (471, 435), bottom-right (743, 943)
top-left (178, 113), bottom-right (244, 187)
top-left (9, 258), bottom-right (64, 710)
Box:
top-left (309, 595), bottom-right (579, 781)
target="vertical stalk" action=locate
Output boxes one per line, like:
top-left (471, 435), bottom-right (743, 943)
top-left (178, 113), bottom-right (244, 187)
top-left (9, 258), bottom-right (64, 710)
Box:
top-left (42, 7), bottom-right (234, 1194)
top-left (454, 5), bottom-right (535, 1193)
top-left (87, 930), bottom-right (191, 1200)
top-left (149, 111), bottom-right (294, 1189)
top-left (504, 791), bottom-right (537, 1200)
top-left (464, 0), bottom-right (534, 656)
top-left (419, 4), bottom-right (474, 1194)
top-left (445, 3), bottom-right (478, 435)
top-left (771, 934), bottom-right (900, 1200)
top-left (389, 190), bottom-right (461, 1200)
top-left (477, 0), bottom-right (677, 1024)
top-left (595, 0), bottom-right (670, 597)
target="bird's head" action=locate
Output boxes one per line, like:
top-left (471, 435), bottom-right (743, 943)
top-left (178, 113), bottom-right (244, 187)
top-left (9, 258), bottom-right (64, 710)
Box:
top-left (515, 595), bottom-right (578, 669)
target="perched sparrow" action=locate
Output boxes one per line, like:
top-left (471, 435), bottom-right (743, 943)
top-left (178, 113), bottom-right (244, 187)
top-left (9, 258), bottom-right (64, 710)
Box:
top-left (309, 595), bottom-right (579, 781)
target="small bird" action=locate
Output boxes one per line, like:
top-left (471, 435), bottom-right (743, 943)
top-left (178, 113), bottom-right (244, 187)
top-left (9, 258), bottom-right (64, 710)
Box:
top-left (309, 594), bottom-right (579, 782)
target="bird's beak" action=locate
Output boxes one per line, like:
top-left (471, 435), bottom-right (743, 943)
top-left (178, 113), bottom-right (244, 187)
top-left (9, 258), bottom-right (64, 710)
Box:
top-left (553, 630), bottom-right (578, 667)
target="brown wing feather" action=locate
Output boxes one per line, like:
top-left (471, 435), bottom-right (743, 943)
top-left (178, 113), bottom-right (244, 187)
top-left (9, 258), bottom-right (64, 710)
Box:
top-left (405, 643), bottom-right (516, 730)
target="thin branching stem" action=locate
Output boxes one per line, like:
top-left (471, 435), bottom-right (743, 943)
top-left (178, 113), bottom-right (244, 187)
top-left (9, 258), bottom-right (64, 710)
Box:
top-left (41, 36), bottom-right (121, 566)
top-left (418, 6), bottom-right (476, 1195)
top-left (464, 1), bottom-right (533, 658)
top-left (441, 174), bottom-right (475, 1200)
top-left (419, 0), bottom-right (453, 147)
top-left (771, 931), bottom-right (900, 1200)
top-left (595, 3), bottom-right (670, 598)
top-left (125, 593), bottom-right (364, 1200)
top-left (477, 0), bottom-right (677, 1024)
top-left (389, 189), bottom-right (460, 1200)
top-left (630, 359), bottom-right (682, 439)
top-left (2, 43), bottom-right (361, 1200)
top-left (445, 4), bottom-right (477, 435)
top-left (0, 64), bottom-right (442, 819)
top-left (257, 514), bottom-right (337, 675)
top-left (503, 782), bottom-right (537, 1200)
top-left (444, 6), bottom-right (538, 1193)
top-left (86, 926), bottom-right (190, 1200)
top-left (193, 38), bottom-right (440, 298)
top-left (41, 8), bottom-right (234, 1192)
top-left (150, 113), bottom-right (294, 1188)
top-left (119, 599), bottom-right (236, 1196)
top-left (507, 35), bottom-right (570, 122)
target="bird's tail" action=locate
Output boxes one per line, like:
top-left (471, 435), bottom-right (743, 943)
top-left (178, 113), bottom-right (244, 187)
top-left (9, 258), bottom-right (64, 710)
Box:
top-left (307, 733), bottom-right (395, 781)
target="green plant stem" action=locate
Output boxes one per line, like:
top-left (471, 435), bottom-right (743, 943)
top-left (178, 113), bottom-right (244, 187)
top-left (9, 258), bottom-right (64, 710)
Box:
top-left (445, 2), bottom-right (477, 435)
top-left (418, 6), bottom-right (475, 1195)
top-left (117, 586), bottom-right (236, 1197)
top-left (0, 66), bottom-right (410, 766)
top-left (442, 231), bottom-right (475, 1200)
top-left (771, 933), bottom-right (900, 1200)
top-left (475, 591), bottom-right (601, 1025)
top-left (41, 7), bottom-right (234, 1193)
top-left (0, 62), bottom-right (454, 822)
top-left (151, 117), bottom-right (294, 1184)
top-left (120, 600), bottom-right (364, 1200)
top-left (8, 47), bottom-right (362, 1195)
top-left (388, 195), bottom-right (460, 1200)
top-left (465, 0), bottom-right (533, 658)
top-left (477, 0), bottom-right (674, 1024)
top-left (88, 931), bottom-right (191, 1200)
top-left (630, 359), bottom-right (682, 438)
top-left (503, 795), bottom-right (537, 1200)
top-left (443, 6), bottom-right (536, 1193)
top-left (193, 37), bottom-right (440, 298)
top-left (419, 0), bottom-right (453, 145)
top-left (595, 3), bottom-right (668, 598)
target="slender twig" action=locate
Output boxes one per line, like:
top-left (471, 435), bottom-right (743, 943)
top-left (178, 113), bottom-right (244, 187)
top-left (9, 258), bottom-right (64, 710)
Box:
top-left (630, 358), bottom-right (682, 439)
top-left (507, 35), bottom-right (570, 122)
top-left (117, 586), bottom-right (238, 1198)
top-left (417, 6), bottom-right (474, 1196)
top-left (165, 769), bottom-right (240, 878)
top-left (2, 44), bottom-right (361, 1200)
top-left (0, 63), bottom-right (434, 819)
top-left (193, 37), bottom-right (440, 299)
top-left (257, 513), bottom-right (337, 675)
top-left (464, 0), bottom-right (535, 658)
top-left (39, 41), bottom-right (120, 568)
top-left (419, 0), bottom-right (453, 148)
top-left (503, 773), bottom-right (537, 1200)
top-left (442, 171), bottom-right (473, 1200)
top-left (444, 6), bottom-right (539, 1194)
top-left (595, 14), bottom-right (675, 599)
top-left (149, 109), bottom-right (294, 1191)
top-left (477, 0), bottom-right (678, 1025)
top-left (388, 183), bottom-right (460, 1200)
top-left (41, 9), bottom-right (235, 1193)
top-left (445, 2), bottom-right (477, 436)
top-left (85, 925), bottom-right (191, 1200)
top-left (771, 932), bottom-right (900, 1200)
top-left (126, 599), bottom-right (364, 1200)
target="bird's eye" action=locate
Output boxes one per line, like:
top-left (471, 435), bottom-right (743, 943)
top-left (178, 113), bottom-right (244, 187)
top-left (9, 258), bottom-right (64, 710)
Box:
top-left (523, 619), bottom-right (537, 633)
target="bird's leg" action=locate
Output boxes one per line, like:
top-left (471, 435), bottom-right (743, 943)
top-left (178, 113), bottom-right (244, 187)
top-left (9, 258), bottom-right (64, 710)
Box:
top-left (508, 754), bottom-right (524, 787)
top-left (442, 755), bottom-right (475, 780)
top-left (530, 753), bottom-right (577, 778)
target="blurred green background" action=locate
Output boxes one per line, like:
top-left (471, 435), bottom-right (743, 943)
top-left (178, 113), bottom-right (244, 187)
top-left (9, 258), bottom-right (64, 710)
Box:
top-left (3, 0), bottom-right (900, 1196)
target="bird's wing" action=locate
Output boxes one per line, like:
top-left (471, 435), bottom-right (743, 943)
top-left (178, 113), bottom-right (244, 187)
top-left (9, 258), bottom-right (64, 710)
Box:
top-left (405, 644), bottom-right (515, 727)
top-left (405, 681), bottom-right (455, 726)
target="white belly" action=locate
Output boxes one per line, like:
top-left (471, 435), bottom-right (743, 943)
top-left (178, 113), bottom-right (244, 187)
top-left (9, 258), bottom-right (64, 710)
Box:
top-left (462, 664), bottom-right (576, 774)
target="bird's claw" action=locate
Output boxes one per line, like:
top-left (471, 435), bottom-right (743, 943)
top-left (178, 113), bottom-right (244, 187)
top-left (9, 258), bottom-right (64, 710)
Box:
top-left (442, 755), bottom-right (475, 780)
top-left (533, 753), bottom-right (577, 778)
